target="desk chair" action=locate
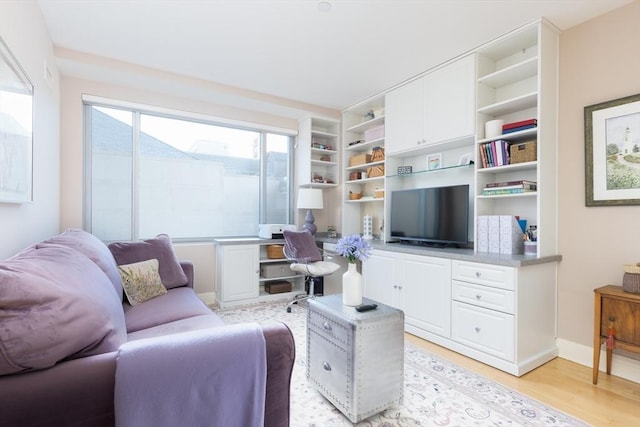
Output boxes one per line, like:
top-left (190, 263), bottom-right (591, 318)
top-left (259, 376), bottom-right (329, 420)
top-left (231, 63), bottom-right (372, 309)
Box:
top-left (283, 230), bottom-right (340, 313)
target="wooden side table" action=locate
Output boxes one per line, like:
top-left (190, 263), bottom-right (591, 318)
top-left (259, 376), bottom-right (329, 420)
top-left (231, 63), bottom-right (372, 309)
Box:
top-left (592, 285), bottom-right (640, 384)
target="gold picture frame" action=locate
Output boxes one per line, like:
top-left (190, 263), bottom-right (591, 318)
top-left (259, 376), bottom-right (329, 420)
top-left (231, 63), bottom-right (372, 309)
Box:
top-left (585, 93), bottom-right (640, 206)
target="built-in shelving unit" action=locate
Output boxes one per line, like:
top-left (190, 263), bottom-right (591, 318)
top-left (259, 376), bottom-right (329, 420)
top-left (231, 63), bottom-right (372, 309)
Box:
top-left (297, 116), bottom-right (340, 188)
top-left (475, 19), bottom-right (559, 256)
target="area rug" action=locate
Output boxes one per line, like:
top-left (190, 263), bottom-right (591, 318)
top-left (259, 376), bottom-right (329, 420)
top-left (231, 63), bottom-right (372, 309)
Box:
top-left (213, 300), bottom-right (588, 427)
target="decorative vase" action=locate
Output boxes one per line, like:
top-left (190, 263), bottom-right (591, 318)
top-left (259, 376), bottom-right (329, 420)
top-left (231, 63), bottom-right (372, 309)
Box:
top-left (342, 263), bottom-right (363, 306)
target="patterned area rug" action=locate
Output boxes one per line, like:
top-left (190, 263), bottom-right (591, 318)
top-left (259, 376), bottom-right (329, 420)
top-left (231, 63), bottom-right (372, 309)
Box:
top-left (213, 300), bottom-right (588, 427)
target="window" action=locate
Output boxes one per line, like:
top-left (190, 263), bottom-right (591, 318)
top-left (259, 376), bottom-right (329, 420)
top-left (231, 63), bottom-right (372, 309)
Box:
top-left (84, 102), bottom-right (294, 241)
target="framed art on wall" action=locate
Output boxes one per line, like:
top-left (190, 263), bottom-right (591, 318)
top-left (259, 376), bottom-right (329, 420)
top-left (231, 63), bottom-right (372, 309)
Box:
top-left (427, 153), bottom-right (442, 170)
top-left (585, 93), bottom-right (640, 206)
top-left (0, 36), bottom-right (33, 204)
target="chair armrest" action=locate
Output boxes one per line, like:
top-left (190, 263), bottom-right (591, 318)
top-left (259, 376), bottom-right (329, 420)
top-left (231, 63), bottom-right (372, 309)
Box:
top-left (180, 260), bottom-right (194, 288)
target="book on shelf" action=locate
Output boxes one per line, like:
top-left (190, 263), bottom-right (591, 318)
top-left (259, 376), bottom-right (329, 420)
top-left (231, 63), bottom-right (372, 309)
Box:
top-left (479, 140), bottom-right (510, 168)
top-left (486, 180), bottom-right (537, 188)
top-left (502, 118), bottom-right (537, 131)
top-left (482, 187), bottom-right (536, 196)
top-left (503, 124), bottom-right (537, 134)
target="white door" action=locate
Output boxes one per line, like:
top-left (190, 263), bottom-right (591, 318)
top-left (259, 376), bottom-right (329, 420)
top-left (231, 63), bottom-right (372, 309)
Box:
top-left (385, 77), bottom-right (425, 155)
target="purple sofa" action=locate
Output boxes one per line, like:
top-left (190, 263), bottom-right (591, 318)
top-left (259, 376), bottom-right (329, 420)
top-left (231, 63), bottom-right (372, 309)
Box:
top-left (0, 229), bottom-right (295, 427)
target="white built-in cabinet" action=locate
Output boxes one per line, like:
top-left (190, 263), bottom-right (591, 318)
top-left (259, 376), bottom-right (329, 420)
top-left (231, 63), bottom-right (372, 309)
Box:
top-left (385, 54), bottom-right (475, 156)
top-left (215, 240), bottom-right (305, 308)
top-left (363, 250), bottom-right (451, 339)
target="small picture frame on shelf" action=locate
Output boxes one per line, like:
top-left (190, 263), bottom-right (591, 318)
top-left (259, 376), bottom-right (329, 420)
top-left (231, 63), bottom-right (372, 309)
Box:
top-left (427, 153), bottom-right (442, 170)
top-left (458, 153), bottom-right (471, 165)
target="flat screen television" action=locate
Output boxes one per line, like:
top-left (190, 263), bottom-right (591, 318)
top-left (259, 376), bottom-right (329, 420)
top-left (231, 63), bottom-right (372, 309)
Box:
top-left (390, 184), bottom-right (469, 247)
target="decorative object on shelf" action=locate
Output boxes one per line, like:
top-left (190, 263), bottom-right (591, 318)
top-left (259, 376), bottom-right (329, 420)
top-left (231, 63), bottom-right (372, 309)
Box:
top-left (327, 225), bottom-right (337, 238)
top-left (364, 109), bottom-right (375, 120)
top-left (0, 36), bottom-right (34, 204)
top-left (371, 146), bottom-right (385, 162)
top-left (349, 171), bottom-right (361, 180)
top-left (366, 165), bottom-right (385, 177)
top-left (267, 244), bottom-right (285, 259)
top-left (397, 165), bottom-right (412, 175)
top-left (458, 153), bottom-right (472, 165)
top-left (349, 191), bottom-right (363, 200)
top-left (585, 93), bottom-right (640, 206)
top-left (349, 153), bottom-right (372, 167)
top-left (364, 125), bottom-right (385, 142)
top-left (374, 188), bottom-right (384, 199)
top-left (362, 215), bottom-right (373, 240)
top-left (297, 188), bottom-right (323, 235)
top-left (426, 153), bottom-right (442, 170)
top-left (484, 119), bottom-right (504, 138)
top-left (335, 234), bottom-right (372, 306)
top-left (622, 262), bottom-right (640, 294)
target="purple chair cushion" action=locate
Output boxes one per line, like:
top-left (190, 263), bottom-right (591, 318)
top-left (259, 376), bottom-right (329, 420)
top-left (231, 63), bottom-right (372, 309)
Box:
top-left (0, 246), bottom-right (127, 375)
top-left (283, 230), bottom-right (322, 263)
top-left (40, 228), bottom-right (123, 300)
top-left (108, 234), bottom-right (188, 289)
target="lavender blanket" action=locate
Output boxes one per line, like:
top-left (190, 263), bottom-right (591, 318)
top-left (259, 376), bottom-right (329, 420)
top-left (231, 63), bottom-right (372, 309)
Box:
top-left (115, 323), bottom-right (266, 427)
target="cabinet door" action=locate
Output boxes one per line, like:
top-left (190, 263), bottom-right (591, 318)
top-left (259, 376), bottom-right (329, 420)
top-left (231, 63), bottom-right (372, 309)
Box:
top-left (424, 54), bottom-right (475, 145)
top-left (220, 244), bottom-right (259, 302)
top-left (385, 77), bottom-right (424, 155)
top-left (362, 251), bottom-right (399, 308)
top-left (400, 254), bottom-right (451, 337)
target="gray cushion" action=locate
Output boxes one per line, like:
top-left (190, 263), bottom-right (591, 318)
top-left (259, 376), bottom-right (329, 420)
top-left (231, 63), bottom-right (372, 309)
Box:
top-left (108, 234), bottom-right (188, 289)
top-left (0, 246), bottom-right (127, 375)
top-left (283, 230), bottom-right (322, 263)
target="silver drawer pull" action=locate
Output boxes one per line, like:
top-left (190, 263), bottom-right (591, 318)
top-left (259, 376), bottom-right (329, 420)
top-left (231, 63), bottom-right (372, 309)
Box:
top-left (475, 294), bottom-right (482, 300)
top-left (475, 271), bottom-right (481, 277)
top-left (323, 362), bottom-right (332, 371)
top-left (323, 321), bottom-right (332, 331)
top-left (475, 327), bottom-right (481, 333)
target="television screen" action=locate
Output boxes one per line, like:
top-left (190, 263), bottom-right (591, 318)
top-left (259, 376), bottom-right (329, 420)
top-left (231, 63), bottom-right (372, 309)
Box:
top-left (390, 184), bottom-right (469, 246)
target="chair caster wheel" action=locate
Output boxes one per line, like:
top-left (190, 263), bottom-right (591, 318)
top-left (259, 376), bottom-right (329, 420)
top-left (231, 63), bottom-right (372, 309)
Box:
top-left (286, 307), bottom-right (292, 313)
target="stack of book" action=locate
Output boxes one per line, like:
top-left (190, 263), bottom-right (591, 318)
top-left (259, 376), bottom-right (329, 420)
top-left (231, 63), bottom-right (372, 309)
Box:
top-left (482, 180), bottom-right (537, 196)
top-left (502, 118), bottom-right (537, 134)
top-left (478, 139), bottom-right (510, 168)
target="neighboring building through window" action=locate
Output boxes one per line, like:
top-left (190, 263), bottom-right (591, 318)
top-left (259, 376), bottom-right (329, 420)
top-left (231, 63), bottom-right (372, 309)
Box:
top-left (84, 102), bottom-right (293, 241)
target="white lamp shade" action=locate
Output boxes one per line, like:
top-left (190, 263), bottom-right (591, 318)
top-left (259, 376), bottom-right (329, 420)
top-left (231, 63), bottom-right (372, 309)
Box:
top-left (297, 188), bottom-right (324, 210)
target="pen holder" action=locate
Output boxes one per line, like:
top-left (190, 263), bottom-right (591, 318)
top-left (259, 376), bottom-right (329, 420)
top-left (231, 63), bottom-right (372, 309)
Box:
top-left (523, 241), bottom-right (537, 256)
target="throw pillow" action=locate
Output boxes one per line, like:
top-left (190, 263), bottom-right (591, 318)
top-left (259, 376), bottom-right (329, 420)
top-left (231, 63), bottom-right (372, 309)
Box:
top-left (39, 228), bottom-right (124, 300)
top-left (0, 245), bottom-right (127, 375)
top-left (118, 259), bottom-right (167, 306)
top-left (108, 234), bottom-right (188, 289)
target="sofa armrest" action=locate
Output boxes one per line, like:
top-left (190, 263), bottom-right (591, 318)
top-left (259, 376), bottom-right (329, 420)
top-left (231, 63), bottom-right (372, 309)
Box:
top-left (0, 351), bottom-right (117, 427)
top-left (180, 260), bottom-right (194, 288)
top-left (262, 322), bottom-right (295, 427)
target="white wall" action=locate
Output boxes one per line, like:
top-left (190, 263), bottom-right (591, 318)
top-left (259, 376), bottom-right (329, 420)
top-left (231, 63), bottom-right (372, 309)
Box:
top-left (0, 1), bottom-right (60, 259)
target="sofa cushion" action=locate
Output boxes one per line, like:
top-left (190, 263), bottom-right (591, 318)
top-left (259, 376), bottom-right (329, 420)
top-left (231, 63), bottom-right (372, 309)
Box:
top-left (118, 259), bottom-right (167, 306)
top-left (108, 234), bottom-right (188, 289)
top-left (39, 228), bottom-right (123, 300)
top-left (123, 287), bottom-right (212, 333)
top-left (0, 246), bottom-right (127, 375)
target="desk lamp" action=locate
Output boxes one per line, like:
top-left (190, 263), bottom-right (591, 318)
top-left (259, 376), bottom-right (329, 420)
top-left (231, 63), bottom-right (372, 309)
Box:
top-left (297, 188), bottom-right (323, 235)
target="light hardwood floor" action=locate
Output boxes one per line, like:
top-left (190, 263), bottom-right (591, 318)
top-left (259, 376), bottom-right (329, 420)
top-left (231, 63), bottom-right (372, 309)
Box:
top-left (406, 334), bottom-right (640, 426)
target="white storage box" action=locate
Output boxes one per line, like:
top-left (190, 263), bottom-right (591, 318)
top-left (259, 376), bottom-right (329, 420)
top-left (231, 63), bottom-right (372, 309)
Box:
top-left (364, 125), bottom-right (385, 142)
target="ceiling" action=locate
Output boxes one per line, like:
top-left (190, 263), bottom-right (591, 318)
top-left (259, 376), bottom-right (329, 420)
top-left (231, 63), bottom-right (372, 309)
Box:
top-left (37, 0), bottom-right (633, 117)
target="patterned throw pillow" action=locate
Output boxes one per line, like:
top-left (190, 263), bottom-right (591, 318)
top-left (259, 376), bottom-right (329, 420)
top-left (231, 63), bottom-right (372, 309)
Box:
top-left (118, 259), bottom-right (167, 306)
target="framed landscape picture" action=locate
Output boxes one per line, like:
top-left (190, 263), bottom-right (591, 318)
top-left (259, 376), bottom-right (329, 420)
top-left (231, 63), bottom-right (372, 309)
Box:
top-left (0, 36), bottom-right (33, 203)
top-left (585, 93), bottom-right (640, 206)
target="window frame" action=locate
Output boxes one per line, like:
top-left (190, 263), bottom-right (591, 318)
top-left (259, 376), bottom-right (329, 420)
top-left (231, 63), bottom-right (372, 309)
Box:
top-left (82, 96), bottom-right (297, 242)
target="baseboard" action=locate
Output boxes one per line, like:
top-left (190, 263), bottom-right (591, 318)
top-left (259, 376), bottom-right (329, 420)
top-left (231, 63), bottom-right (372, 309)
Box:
top-left (197, 291), bottom-right (217, 306)
top-left (557, 338), bottom-right (640, 384)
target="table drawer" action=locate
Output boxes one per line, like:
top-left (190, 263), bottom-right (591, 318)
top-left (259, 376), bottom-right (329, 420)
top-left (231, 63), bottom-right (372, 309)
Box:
top-left (452, 301), bottom-right (514, 361)
top-left (308, 306), bottom-right (352, 349)
top-left (307, 329), bottom-right (351, 411)
top-left (452, 280), bottom-right (515, 314)
top-left (452, 260), bottom-right (515, 290)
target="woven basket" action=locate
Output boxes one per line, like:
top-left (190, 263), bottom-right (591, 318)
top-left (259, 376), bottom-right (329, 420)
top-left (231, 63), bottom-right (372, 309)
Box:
top-left (623, 263), bottom-right (640, 293)
top-left (267, 245), bottom-right (285, 259)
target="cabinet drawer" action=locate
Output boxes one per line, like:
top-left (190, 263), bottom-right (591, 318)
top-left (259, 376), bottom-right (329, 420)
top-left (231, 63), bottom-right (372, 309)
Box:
top-left (308, 307), bottom-right (352, 349)
top-left (308, 329), bottom-right (351, 411)
top-left (452, 301), bottom-right (515, 361)
top-left (452, 280), bottom-right (515, 314)
top-left (452, 261), bottom-right (515, 290)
